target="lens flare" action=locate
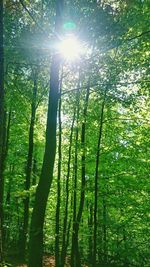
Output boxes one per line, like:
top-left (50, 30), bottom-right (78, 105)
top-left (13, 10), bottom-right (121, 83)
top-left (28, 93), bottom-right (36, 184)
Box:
top-left (58, 36), bottom-right (82, 61)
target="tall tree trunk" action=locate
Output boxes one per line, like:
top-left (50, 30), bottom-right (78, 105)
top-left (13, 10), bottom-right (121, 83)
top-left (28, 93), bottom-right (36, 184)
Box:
top-left (74, 82), bottom-right (90, 267)
top-left (102, 193), bottom-right (107, 264)
top-left (123, 228), bottom-right (128, 267)
top-left (88, 203), bottom-right (93, 264)
top-left (20, 73), bottom-right (38, 259)
top-left (32, 157), bottom-right (37, 186)
top-left (2, 108), bottom-right (11, 248)
top-left (5, 163), bottom-right (14, 244)
top-left (61, 107), bottom-right (76, 267)
top-left (71, 81), bottom-right (90, 267)
top-left (55, 71), bottom-right (63, 267)
top-left (93, 91), bottom-right (106, 267)
top-left (6, 107), bottom-right (11, 151)
top-left (0, 0), bottom-right (4, 262)
top-left (71, 86), bottom-right (80, 267)
top-left (28, 1), bottom-right (63, 266)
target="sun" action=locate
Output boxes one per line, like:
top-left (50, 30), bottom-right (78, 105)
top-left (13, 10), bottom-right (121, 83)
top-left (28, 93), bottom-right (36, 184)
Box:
top-left (58, 35), bottom-right (82, 61)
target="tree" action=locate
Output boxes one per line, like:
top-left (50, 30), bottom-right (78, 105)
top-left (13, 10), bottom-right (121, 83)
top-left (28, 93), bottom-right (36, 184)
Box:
top-left (71, 80), bottom-right (90, 267)
top-left (28, 1), bottom-right (64, 266)
top-left (93, 89), bottom-right (106, 266)
top-left (20, 70), bottom-right (38, 259)
top-left (71, 78), bottom-right (80, 267)
top-left (61, 105), bottom-right (76, 267)
top-left (55, 70), bottom-right (63, 267)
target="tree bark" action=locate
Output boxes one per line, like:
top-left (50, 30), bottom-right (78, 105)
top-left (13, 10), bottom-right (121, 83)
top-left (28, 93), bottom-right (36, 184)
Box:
top-left (88, 203), bottom-right (93, 264)
top-left (73, 82), bottom-right (90, 267)
top-left (61, 107), bottom-right (76, 267)
top-left (28, 1), bottom-right (63, 266)
top-left (102, 194), bottom-right (107, 264)
top-left (20, 73), bottom-right (38, 259)
top-left (3, 107), bottom-right (11, 163)
top-left (93, 90), bottom-right (106, 267)
top-left (71, 81), bottom-right (90, 267)
top-left (55, 71), bottom-right (63, 267)
top-left (2, 108), bottom-right (11, 249)
top-left (71, 86), bottom-right (80, 267)
top-left (5, 163), bottom-right (14, 244)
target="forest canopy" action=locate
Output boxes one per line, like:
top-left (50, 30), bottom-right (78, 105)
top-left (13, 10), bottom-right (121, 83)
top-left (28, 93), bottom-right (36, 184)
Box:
top-left (0, 0), bottom-right (150, 267)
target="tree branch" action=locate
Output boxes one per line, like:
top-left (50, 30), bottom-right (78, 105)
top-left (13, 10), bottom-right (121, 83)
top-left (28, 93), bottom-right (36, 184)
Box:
top-left (19, 0), bottom-right (47, 35)
top-left (61, 80), bottom-right (150, 96)
top-left (128, 30), bottom-right (150, 41)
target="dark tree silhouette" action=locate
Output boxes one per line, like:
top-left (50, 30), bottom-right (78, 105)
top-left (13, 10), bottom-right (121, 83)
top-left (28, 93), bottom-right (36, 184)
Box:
top-left (28, 1), bottom-right (64, 266)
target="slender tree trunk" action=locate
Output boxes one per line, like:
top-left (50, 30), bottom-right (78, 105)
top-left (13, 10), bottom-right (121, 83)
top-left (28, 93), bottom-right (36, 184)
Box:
top-left (121, 207), bottom-right (127, 267)
top-left (5, 164), bottom-right (14, 206)
top-left (88, 203), bottom-right (93, 264)
top-left (32, 157), bottom-right (37, 186)
top-left (55, 72), bottom-right (63, 267)
top-left (93, 91), bottom-right (106, 267)
top-left (20, 74), bottom-right (38, 259)
top-left (5, 164), bottom-right (14, 244)
top-left (71, 87), bottom-right (80, 267)
top-left (3, 107), bottom-right (11, 162)
top-left (1, 108), bottom-right (11, 249)
top-left (0, 0), bottom-right (4, 262)
top-left (102, 194), bottom-right (107, 264)
top-left (71, 81), bottom-right (90, 267)
top-left (123, 227), bottom-right (128, 266)
top-left (74, 82), bottom-right (90, 267)
top-left (65, 217), bottom-right (71, 255)
top-left (28, 1), bottom-right (63, 266)
top-left (61, 108), bottom-right (76, 267)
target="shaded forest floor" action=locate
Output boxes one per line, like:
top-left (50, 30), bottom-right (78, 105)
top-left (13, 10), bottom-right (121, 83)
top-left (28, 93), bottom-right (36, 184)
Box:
top-left (16, 256), bottom-right (56, 267)
top-left (7, 255), bottom-right (88, 267)
top-left (15, 256), bottom-right (56, 267)
top-left (5, 255), bottom-right (58, 267)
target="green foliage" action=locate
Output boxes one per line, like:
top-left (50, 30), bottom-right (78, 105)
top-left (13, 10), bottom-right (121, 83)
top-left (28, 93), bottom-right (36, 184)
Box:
top-left (2, 0), bottom-right (149, 266)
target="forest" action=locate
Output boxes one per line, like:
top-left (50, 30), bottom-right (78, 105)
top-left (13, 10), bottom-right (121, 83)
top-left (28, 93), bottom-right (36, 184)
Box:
top-left (0, 0), bottom-right (150, 267)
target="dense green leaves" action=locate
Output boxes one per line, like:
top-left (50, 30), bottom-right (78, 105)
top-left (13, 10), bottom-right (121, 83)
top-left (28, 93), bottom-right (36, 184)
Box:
top-left (1, 0), bottom-right (149, 266)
